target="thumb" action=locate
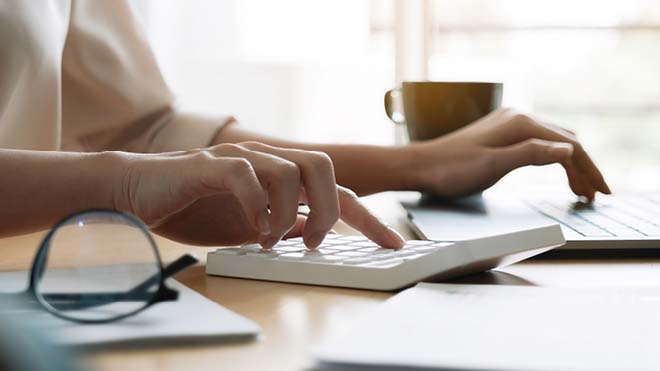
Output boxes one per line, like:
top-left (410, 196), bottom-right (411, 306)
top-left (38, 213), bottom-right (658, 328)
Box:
top-left (494, 139), bottom-right (574, 173)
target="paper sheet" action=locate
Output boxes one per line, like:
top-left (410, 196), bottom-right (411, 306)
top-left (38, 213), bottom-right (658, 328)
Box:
top-left (315, 283), bottom-right (660, 370)
top-left (0, 270), bottom-right (260, 347)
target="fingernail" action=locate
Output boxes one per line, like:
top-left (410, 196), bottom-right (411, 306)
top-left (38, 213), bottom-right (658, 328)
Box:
top-left (260, 236), bottom-right (279, 250)
top-left (256, 211), bottom-right (271, 235)
top-left (306, 232), bottom-right (325, 249)
top-left (549, 143), bottom-right (574, 158)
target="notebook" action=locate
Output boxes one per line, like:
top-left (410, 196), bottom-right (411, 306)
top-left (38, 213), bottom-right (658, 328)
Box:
top-left (315, 283), bottom-right (660, 370)
top-left (0, 270), bottom-right (260, 347)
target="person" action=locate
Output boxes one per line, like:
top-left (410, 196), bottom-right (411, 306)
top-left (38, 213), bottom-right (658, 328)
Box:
top-left (0, 1), bottom-right (610, 251)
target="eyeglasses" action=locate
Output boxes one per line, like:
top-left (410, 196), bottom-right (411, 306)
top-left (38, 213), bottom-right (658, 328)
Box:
top-left (0, 209), bottom-right (197, 324)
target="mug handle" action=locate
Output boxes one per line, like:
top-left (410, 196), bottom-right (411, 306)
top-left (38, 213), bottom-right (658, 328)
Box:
top-left (384, 88), bottom-right (406, 125)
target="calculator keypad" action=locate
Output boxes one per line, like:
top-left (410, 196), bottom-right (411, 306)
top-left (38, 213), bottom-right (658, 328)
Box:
top-left (212, 234), bottom-right (453, 268)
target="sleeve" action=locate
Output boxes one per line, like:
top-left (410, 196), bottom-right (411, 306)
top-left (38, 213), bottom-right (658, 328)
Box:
top-left (61, 0), bottom-right (233, 153)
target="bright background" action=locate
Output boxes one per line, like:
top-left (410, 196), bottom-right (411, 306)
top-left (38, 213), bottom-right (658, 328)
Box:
top-left (133, 0), bottom-right (660, 192)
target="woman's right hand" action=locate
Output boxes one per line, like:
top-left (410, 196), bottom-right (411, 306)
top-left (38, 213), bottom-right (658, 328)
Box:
top-left (113, 142), bottom-right (404, 250)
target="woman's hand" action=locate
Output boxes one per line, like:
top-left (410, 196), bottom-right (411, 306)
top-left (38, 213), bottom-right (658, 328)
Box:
top-left (403, 108), bottom-right (611, 199)
top-left (114, 143), bottom-right (404, 250)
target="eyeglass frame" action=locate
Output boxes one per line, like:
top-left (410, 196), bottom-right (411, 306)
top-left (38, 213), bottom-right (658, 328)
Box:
top-left (2, 209), bottom-right (198, 324)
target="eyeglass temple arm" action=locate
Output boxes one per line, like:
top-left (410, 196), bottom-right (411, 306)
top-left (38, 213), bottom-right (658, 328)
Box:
top-left (41, 254), bottom-right (198, 309)
top-left (129, 253), bottom-right (199, 294)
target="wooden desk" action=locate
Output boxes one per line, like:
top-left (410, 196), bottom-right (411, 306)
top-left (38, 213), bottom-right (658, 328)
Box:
top-left (2, 193), bottom-right (660, 371)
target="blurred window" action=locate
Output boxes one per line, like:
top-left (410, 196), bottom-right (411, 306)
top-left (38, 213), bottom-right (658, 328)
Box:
top-left (137, 0), bottom-right (396, 144)
top-left (424, 0), bottom-right (660, 188)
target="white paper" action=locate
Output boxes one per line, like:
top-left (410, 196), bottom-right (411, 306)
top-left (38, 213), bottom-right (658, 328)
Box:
top-left (0, 270), bottom-right (260, 347)
top-left (315, 283), bottom-right (660, 371)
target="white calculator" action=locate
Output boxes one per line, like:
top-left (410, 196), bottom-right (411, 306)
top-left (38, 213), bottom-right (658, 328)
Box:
top-left (206, 225), bottom-right (564, 291)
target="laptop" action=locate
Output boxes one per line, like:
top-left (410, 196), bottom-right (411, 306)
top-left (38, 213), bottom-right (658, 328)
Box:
top-left (403, 192), bottom-right (660, 250)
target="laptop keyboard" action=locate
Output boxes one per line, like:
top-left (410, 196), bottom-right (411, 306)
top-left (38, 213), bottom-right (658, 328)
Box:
top-left (528, 196), bottom-right (660, 237)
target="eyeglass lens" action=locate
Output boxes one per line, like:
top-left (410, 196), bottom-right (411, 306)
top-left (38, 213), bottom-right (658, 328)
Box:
top-left (34, 211), bottom-right (162, 322)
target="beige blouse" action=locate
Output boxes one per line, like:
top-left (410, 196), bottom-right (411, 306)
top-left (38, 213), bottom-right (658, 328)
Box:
top-left (0, 0), bottom-right (231, 152)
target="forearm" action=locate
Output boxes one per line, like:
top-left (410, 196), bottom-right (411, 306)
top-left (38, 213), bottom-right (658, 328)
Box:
top-left (214, 124), bottom-right (418, 196)
top-left (0, 150), bottom-right (120, 237)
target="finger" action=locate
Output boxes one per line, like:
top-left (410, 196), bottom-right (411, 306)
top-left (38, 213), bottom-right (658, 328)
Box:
top-left (211, 144), bottom-right (301, 249)
top-left (492, 139), bottom-right (601, 199)
top-left (337, 187), bottom-right (405, 249)
top-left (240, 142), bottom-right (340, 249)
top-left (492, 136), bottom-right (599, 200)
top-left (561, 162), bottom-right (597, 200)
top-left (260, 164), bottom-right (302, 248)
top-left (521, 120), bottom-right (611, 195)
top-left (194, 155), bottom-right (270, 236)
top-left (493, 139), bottom-right (574, 173)
top-left (283, 215), bottom-right (307, 239)
top-left (561, 162), bottom-right (587, 197)
top-left (521, 120), bottom-right (597, 199)
top-left (540, 120), bottom-right (577, 138)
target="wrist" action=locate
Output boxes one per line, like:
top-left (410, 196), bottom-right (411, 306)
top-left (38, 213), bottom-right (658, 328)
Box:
top-left (361, 144), bottom-right (423, 193)
top-left (391, 143), bottom-right (426, 191)
top-left (80, 151), bottom-right (135, 212)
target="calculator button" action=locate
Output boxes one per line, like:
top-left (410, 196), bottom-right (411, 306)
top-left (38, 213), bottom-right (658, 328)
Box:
top-left (393, 250), bottom-right (417, 257)
top-left (276, 240), bottom-right (298, 246)
top-left (349, 241), bottom-right (379, 248)
top-left (273, 246), bottom-right (307, 252)
top-left (336, 251), bottom-right (369, 258)
top-left (371, 248), bottom-right (395, 254)
top-left (320, 239), bottom-right (350, 245)
top-left (314, 248), bottom-right (339, 255)
top-left (337, 236), bottom-right (366, 241)
top-left (239, 245), bottom-right (262, 253)
top-left (323, 244), bottom-right (361, 251)
top-left (246, 251), bottom-right (279, 258)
